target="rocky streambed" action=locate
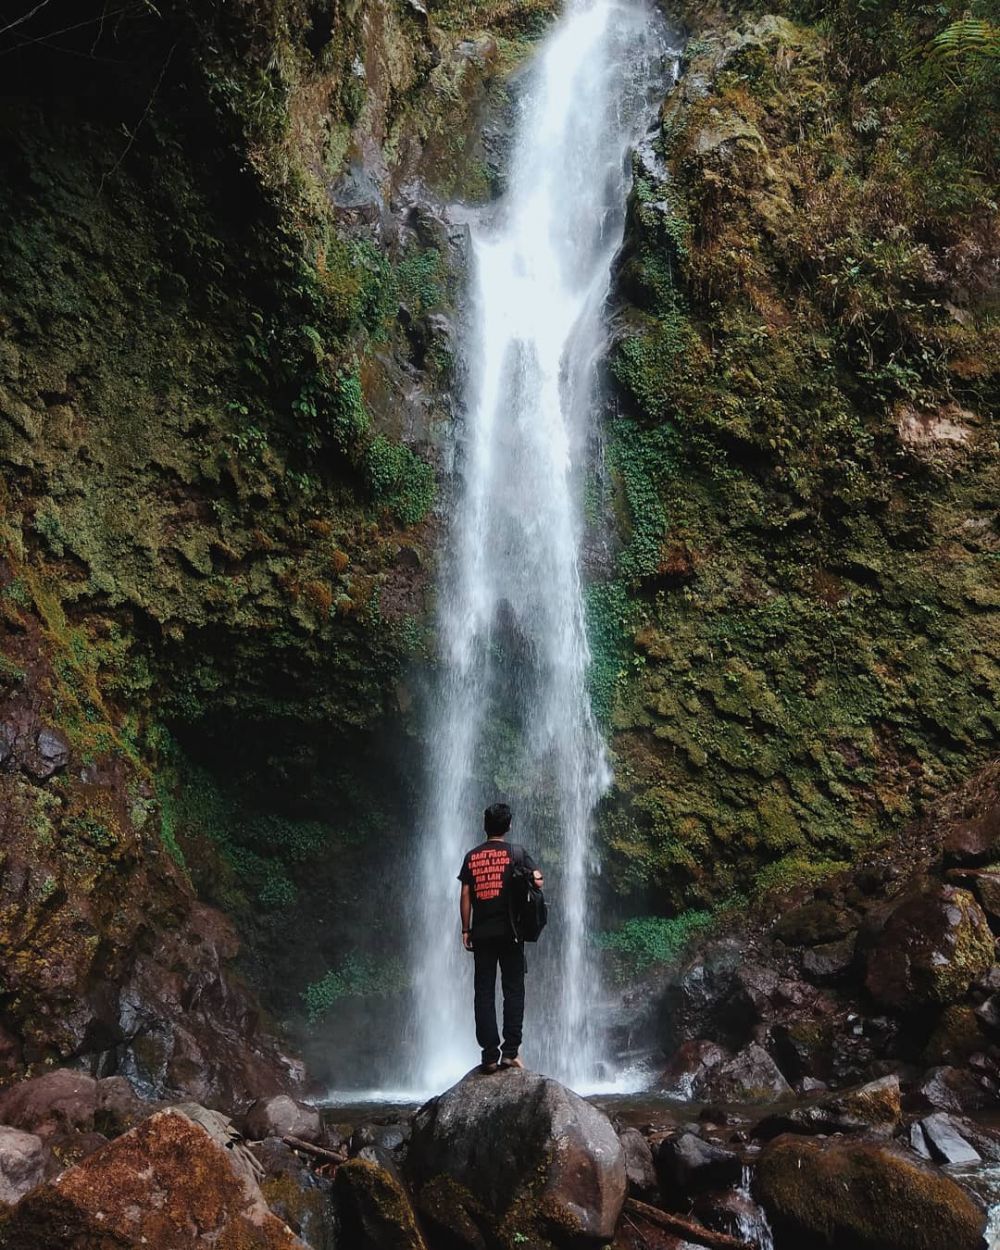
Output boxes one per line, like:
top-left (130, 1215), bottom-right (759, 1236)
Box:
top-left (0, 1062), bottom-right (996, 1249)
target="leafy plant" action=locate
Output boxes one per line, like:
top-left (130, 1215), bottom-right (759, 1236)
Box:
top-left (596, 911), bottom-right (715, 974)
top-left (304, 954), bottom-right (408, 1024)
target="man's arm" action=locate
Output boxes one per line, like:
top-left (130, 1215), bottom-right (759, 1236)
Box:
top-left (460, 882), bottom-right (473, 950)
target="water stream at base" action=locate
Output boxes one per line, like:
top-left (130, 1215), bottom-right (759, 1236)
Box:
top-left (402, 0), bottom-right (671, 1096)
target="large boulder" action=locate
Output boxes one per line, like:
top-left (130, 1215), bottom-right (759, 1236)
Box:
top-left (865, 884), bottom-right (995, 1009)
top-left (753, 1133), bottom-right (986, 1250)
top-left (0, 1109), bottom-right (305, 1248)
top-left (407, 1069), bottom-right (626, 1248)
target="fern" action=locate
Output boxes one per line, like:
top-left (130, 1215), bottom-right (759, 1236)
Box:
top-left (924, 18), bottom-right (1000, 66)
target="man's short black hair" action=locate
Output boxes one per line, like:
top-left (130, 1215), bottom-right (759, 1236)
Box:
top-left (484, 802), bottom-right (512, 837)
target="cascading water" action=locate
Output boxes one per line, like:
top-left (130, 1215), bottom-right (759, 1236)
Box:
top-left (410, 0), bottom-right (671, 1095)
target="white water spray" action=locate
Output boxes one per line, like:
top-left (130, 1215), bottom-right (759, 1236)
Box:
top-left (410, 0), bottom-right (670, 1094)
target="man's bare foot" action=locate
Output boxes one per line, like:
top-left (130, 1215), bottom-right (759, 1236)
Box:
top-left (500, 1055), bottom-right (524, 1070)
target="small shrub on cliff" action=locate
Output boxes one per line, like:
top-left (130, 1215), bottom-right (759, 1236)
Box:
top-left (596, 911), bottom-right (715, 976)
top-left (304, 954), bottom-right (408, 1024)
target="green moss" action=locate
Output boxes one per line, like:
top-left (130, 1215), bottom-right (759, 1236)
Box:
top-left (593, 2), bottom-right (999, 908)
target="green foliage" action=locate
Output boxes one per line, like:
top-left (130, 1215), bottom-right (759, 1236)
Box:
top-left (924, 17), bottom-right (1000, 65)
top-left (596, 911), bottom-right (715, 975)
top-left (161, 748), bottom-right (329, 913)
top-left (586, 580), bottom-right (632, 724)
top-left (304, 953), bottom-right (408, 1024)
top-left (396, 247), bottom-right (445, 314)
top-left (365, 435), bottom-right (436, 525)
top-left (330, 366), bottom-right (370, 448)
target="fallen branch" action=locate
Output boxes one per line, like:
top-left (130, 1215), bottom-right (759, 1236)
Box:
top-left (281, 1136), bottom-right (347, 1164)
top-left (624, 1198), bottom-right (753, 1250)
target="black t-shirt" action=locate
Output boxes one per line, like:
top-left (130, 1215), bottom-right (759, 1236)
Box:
top-left (458, 839), bottom-right (538, 941)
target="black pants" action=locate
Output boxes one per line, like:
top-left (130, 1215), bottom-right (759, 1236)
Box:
top-left (473, 937), bottom-right (526, 1065)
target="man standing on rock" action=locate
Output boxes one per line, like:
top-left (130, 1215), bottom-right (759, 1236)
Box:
top-left (459, 803), bottom-right (544, 1074)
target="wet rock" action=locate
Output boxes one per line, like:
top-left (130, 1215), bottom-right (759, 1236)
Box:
top-left (971, 871), bottom-right (1000, 927)
top-left (252, 1139), bottom-right (336, 1249)
top-left (801, 934), bottom-right (857, 982)
top-left (909, 1121), bottom-right (933, 1159)
top-left (662, 941), bottom-right (756, 1049)
top-left (691, 1189), bottom-right (769, 1243)
top-left (753, 1133), bottom-right (986, 1250)
top-left (659, 1040), bottom-right (730, 1096)
top-left (242, 1094), bottom-right (321, 1144)
top-left (0, 1069), bottom-right (99, 1138)
top-left (864, 884), bottom-right (995, 1009)
top-left (351, 1120), bottom-right (410, 1157)
top-left (924, 1004), bottom-right (987, 1066)
top-left (336, 1156), bottom-right (427, 1250)
top-left (655, 1132), bottom-right (741, 1198)
top-left (407, 1068), bottom-right (626, 1248)
top-left (975, 992), bottom-right (1000, 1034)
top-left (755, 1074), bottom-right (901, 1140)
top-left (919, 1112), bottom-right (981, 1166)
top-left (798, 1076), bottom-right (828, 1095)
top-left (0, 1108), bottom-right (305, 1247)
top-left (942, 807), bottom-right (1000, 868)
top-left (619, 1126), bottom-right (658, 1201)
top-left (702, 1044), bottom-right (793, 1104)
top-left (0, 1127), bottom-right (45, 1204)
top-left (917, 1065), bottom-right (992, 1113)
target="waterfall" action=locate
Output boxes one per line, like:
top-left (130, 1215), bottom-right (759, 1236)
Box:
top-left (411, 0), bottom-right (670, 1094)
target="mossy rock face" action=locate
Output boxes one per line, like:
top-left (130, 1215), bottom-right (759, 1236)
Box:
top-left (334, 1157), bottom-right (427, 1250)
top-left (865, 883), bottom-right (995, 1010)
top-left (752, 1133), bottom-right (986, 1250)
top-left (594, 0), bottom-right (1000, 910)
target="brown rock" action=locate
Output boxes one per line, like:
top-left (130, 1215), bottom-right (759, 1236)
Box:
top-left (701, 1044), bottom-right (793, 1104)
top-left (0, 1109), bottom-right (305, 1248)
top-left (619, 1127), bottom-right (658, 1202)
top-left (241, 1094), bottom-right (322, 1144)
top-left (0, 1069), bottom-right (99, 1139)
top-left (917, 1065), bottom-right (995, 1113)
top-left (755, 1074), bottom-right (901, 1140)
top-left (943, 807), bottom-right (1000, 868)
top-left (753, 1134), bottom-right (986, 1250)
top-left (864, 884), bottom-right (995, 1009)
top-left (655, 1132), bottom-right (741, 1197)
top-left (660, 1040), bottom-right (731, 1096)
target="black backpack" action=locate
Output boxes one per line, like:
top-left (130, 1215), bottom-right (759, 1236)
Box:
top-left (506, 844), bottom-right (547, 942)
